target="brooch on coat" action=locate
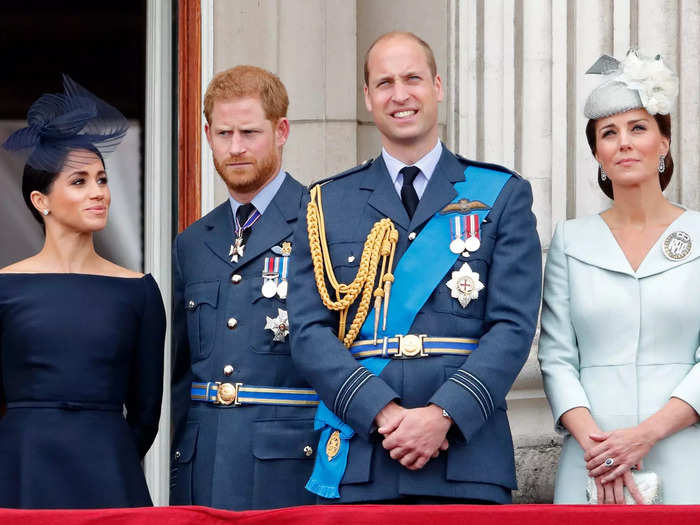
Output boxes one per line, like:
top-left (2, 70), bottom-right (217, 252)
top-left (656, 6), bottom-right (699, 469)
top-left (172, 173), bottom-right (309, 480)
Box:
top-left (662, 231), bottom-right (692, 261)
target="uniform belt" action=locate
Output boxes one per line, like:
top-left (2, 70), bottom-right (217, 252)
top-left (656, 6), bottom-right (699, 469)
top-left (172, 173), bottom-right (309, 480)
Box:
top-left (349, 335), bottom-right (478, 359)
top-left (191, 382), bottom-right (319, 407)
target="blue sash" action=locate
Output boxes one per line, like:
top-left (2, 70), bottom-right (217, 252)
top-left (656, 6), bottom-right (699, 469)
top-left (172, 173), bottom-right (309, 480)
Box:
top-left (305, 166), bottom-right (511, 498)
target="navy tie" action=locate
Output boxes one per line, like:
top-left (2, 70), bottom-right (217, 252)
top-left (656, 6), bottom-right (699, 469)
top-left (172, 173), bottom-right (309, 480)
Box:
top-left (400, 166), bottom-right (420, 219)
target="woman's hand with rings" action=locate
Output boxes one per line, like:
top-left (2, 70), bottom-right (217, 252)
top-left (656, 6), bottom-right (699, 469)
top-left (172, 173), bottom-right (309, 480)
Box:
top-left (584, 426), bottom-right (654, 483)
top-left (594, 470), bottom-right (645, 505)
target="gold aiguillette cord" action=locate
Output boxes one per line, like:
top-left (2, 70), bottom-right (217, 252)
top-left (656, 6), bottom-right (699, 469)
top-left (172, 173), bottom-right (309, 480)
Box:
top-left (307, 184), bottom-right (398, 348)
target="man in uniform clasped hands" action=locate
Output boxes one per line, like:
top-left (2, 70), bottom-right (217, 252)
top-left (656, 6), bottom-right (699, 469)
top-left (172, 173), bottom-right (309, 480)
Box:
top-left (289, 32), bottom-right (542, 504)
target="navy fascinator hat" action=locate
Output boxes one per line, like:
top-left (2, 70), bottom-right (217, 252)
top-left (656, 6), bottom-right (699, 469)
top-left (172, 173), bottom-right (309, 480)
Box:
top-left (2, 74), bottom-right (128, 173)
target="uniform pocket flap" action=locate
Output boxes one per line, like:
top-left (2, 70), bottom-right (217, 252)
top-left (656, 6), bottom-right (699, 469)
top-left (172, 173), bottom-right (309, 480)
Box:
top-left (328, 241), bottom-right (362, 268)
top-left (184, 280), bottom-right (220, 308)
top-left (251, 419), bottom-right (319, 460)
top-left (173, 422), bottom-right (199, 463)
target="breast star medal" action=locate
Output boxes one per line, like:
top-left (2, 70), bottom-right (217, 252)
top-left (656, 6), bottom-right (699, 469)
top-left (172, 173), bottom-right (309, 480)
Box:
top-left (265, 308), bottom-right (289, 342)
top-left (326, 430), bottom-right (341, 461)
top-left (446, 262), bottom-right (484, 308)
top-left (662, 231), bottom-right (692, 261)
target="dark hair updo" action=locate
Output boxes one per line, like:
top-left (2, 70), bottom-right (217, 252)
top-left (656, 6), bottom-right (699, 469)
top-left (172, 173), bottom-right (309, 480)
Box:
top-left (585, 113), bottom-right (674, 200)
top-left (21, 164), bottom-right (60, 225)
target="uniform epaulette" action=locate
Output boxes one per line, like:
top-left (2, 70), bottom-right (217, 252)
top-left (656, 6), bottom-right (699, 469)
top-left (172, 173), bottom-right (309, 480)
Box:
top-left (308, 158), bottom-right (375, 189)
top-left (455, 153), bottom-right (522, 179)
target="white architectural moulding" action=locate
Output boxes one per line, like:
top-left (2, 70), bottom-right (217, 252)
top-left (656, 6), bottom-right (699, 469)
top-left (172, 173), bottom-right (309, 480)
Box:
top-left (143, 0), bottom-right (173, 506)
top-left (201, 0), bottom-right (216, 216)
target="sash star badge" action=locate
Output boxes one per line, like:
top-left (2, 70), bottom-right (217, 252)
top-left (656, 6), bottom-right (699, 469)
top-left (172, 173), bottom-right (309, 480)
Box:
top-left (265, 308), bottom-right (290, 342)
top-left (446, 262), bottom-right (484, 308)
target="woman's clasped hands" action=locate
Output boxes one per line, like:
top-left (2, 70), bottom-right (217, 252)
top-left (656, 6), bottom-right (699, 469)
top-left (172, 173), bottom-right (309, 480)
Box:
top-left (583, 426), bottom-right (656, 504)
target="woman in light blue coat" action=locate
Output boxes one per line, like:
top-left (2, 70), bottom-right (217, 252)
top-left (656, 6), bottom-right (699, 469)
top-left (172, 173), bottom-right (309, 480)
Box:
top-left (539, 51), bottom-right (700, 505)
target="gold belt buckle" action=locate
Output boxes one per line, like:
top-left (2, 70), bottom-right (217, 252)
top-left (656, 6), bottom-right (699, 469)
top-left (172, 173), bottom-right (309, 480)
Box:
top-left (215, 382), bottom-right (242, 406)
top-left (395, 334), bottom-right (428, 358)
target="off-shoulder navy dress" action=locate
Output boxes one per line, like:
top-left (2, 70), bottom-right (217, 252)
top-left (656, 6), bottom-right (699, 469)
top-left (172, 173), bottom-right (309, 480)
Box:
top-left (0, 273), bottom-right (166, 509)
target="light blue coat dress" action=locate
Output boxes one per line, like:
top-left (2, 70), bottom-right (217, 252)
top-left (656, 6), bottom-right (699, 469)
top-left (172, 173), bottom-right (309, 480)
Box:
top-left (539, 210), bottom-right (700, 504)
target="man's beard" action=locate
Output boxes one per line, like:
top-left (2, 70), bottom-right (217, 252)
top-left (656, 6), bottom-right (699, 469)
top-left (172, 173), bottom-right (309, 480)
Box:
top-left (213, 148), bottom-right (279, 196)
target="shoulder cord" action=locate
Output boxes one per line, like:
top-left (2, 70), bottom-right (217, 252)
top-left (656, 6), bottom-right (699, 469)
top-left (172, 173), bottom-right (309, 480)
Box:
top-left (307, 184), bottom-right (398, 348)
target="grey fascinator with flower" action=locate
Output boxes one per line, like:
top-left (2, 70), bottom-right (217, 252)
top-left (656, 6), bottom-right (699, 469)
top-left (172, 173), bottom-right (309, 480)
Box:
top-left (583, 50), bottom-right (679, 120)
top-left (2, 74), bottom-right (129, 173)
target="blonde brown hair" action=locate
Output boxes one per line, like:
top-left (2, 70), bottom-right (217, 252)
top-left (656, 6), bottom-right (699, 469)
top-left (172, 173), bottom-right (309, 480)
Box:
top-left (364, 31), bottom-right (437, 86)
top-left (203, 65), bottom-right (289, 124)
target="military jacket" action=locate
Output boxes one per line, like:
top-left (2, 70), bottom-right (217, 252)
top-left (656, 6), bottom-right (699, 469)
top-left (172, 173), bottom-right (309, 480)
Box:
top-left (170, 174), bottom-right (319, 510)
top-left (288, 147), bottom-right (542, 503)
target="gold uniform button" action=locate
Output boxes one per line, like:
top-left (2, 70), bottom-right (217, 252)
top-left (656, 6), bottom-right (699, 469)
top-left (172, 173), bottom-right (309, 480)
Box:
top-left (303, 445), bottom-right (313, 457)
top-left (231, 273), bottom-right (242, 284)
top-left (408, 232), bottom-right (417, 241)
top-left (227, 317), bottom-right (238, 329)
top-left (223, 364), bottom-right (234, 376)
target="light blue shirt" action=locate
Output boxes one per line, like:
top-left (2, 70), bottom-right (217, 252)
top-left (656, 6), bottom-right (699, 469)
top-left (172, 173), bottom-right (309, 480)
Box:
top-left (228, 169), bottom-right (286, 219)
top-left (382, 140), bottom-right (442, 200)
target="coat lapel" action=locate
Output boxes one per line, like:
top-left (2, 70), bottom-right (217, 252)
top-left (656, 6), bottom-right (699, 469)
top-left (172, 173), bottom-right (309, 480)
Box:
top-left (202, 202), bottom-right (237, 267)
top-left (230, 174), bottom-right (304, 271)
top-left (362, 156), bottom-right (411, 231)
top-left (409, 148), bottom-right (464, 231)
top-left (201, 174), bottom-right (304, 270)
top-left (564, 210), bottom-right (700, 278)
top-left (636, 209), bottom-right (700, 278)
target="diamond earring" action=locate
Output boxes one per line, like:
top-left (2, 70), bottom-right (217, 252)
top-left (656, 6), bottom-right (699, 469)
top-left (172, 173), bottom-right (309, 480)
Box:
top-left (599, 165), bottom-right (607, 182)
top-left (658, 155), bottom-right (666, 173)
top-left (42, 209), bottom-right (49, 216)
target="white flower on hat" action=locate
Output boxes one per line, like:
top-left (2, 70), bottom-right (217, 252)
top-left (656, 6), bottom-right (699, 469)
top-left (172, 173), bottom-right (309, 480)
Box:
top-left (617, 51), bottom-right (679, 115)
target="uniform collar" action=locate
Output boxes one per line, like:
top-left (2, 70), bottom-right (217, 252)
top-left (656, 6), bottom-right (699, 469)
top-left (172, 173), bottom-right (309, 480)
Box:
top-left (382, 140), bottom-right (442, 185)
top-left (228, 169), bottom-right (287, 217)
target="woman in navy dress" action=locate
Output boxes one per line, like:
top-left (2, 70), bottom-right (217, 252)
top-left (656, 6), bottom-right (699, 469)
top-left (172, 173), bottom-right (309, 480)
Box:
top-left (0, 76), bottom-right (165, 508)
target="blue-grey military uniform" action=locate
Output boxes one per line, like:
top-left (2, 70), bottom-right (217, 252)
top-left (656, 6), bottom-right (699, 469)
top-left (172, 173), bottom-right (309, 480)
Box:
top-left (170, 173), bottom-right (319, 510)
top-left (288, 146), bottom-right (542, 503)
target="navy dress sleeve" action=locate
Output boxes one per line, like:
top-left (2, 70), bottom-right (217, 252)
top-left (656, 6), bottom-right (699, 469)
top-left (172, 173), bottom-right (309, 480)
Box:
top-left (125, 274), bottom-right (166, 458)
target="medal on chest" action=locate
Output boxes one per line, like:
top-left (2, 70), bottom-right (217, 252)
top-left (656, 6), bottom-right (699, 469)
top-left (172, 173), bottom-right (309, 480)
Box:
top-left (230, 207), bottom-right (262, 263)
top-left (265, 308), bottom-right (290, 342)
top-left (449, 214), bottom-right (481, 257)
top-left (262, 256), bottom-right (289, 299)
top-left (229, 237), bottom-right (245, 263)
top-left (446, 262), bottom-right (484, 308)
